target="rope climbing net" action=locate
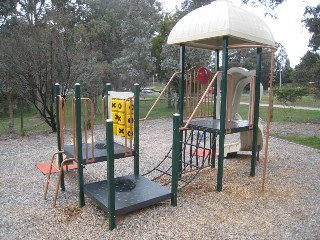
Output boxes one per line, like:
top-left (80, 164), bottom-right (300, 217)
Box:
top-left (143, 127), bottom-right (218, 190)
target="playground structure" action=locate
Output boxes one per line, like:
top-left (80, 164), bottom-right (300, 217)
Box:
top-left (41, 0), bottom-right (276, 230)
top-left (143, 66), bottom-right (264, 157)
top-left (43, 83), bottom-right (181, 230)
top-left (166, 0), bottom-right (275, 193)
top-left (140, 66), bottom-right (266, 189)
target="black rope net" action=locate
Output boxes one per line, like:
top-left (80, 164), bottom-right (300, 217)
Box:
top-left (143, 128), bottom-right (217, 190)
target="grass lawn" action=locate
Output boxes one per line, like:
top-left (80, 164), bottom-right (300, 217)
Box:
top-left (0, 109), bottom-right (51, 135)
top-left (238, 105), bottom-right (320, 123)
top-left (242, 94), bottom-right (320, 108)
top-left (271, 134), bottom-right (320, 150)
top-left (1, 94), bottom-right (319, 150)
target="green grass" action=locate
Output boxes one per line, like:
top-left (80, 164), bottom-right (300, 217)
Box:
top-left (273, 135), bottom-right (320, 149)
top-left (140, 98), bottom-right (177, 119)
top-left (1, 94), bottom-right (319, 136)
top-left (237, 105), bottom-right (320, 123)
top-left (0, 111), bottom-right (51, 136)
top-left (241, 94), bottom-right (320, 108)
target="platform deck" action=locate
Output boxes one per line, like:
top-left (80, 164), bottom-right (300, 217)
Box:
top-left (64, 141), bottom-right (133, 163)
top-left (186, 118), bottom-right (251, 134)
top-left (84, 174), bottom-right (171, 215)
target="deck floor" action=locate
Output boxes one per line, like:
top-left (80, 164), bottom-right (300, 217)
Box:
top-left (187, 118), bottom-right (251, 134)
top-left (64, 141), bottom-right (133, 163)
top-left (84, 174), bottom-right (171, 215)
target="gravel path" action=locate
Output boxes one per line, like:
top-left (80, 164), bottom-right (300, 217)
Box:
top-left (0, 118), bottom-right (319, 239)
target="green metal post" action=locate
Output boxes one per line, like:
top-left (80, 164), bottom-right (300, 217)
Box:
top-left (105, 83), bottom-right (112, 119)
top-left (178, 44), bottom-right (185, 175)
top-left (250, 48), bottom-right (262, 177)
top-left (106, 119), bottom-right (116, 230)
top-left (213, 49), bottom-right (219, 119)
top-left (179, 44), bottom-right (185, 124)
top-left (171, 113), bottom-right (180, 206)
top-left (75, 83), bottom-right (85, 207)
top-left (55, 83), bottom-right (65, 191)
top-left (133, 83), bottom-right (140, 175)
top-left (212, 49), bottom-right (220, 168)
top-left (217, 37), bottom-right (228, 192)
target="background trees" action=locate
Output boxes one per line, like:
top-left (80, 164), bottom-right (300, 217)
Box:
top-left (0, 0), bottom-right (318, 133)
top-left (297, 4), bottom-right (320, 96)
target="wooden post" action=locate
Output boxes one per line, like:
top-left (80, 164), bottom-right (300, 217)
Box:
top-left (55, 83), bottom-right (65, 191)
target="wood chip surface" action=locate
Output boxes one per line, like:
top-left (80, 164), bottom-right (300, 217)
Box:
top-left (0, 118), bottom-right (319, 239)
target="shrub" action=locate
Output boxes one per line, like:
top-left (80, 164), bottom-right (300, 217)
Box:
top-left (274, 87), bottom-right (309, 105)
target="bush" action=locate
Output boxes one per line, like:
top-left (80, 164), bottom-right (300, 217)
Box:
top-left (274, 87), bottom-right (309, 105)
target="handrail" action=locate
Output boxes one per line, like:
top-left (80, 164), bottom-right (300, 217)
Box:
top-left (248, 76), bottom-right (256, 128)
top-left (226, 74), bottom-right (234, 133)
top-left (140, 71), bottom-right (180, 121)
top-left (81, 98), bottom-right (95, 164)
top-left (124, 97), bottom-right (134, 157)
top-left (58, 96), bottom-right (66, 148)
top-left (71, 97), bottom-right (95, 164)
top-left (102, 95), bottom-right (107, 125)
top-left (185, 66), bottom-right (197, 73)
top-left (140, 68), bottom-right (201, 121)
top-left (182, 71), bottom-right (223, 129)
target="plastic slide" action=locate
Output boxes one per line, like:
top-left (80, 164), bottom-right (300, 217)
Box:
top-left (216, 67), bottom-right (264, 156)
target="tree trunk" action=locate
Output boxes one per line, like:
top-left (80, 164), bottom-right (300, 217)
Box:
top-left (50, 103), bottom-right (57, 132)
top-left (7, 92), bottom-right (15, 133)
top-left (20, 110), bottom-right (24, 130)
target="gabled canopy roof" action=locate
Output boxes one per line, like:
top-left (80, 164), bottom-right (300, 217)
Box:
top-left (167, 0), bottom-right (275, 49)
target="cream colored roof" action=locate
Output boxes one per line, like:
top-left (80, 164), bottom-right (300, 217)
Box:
top-left (167, 0), bottom-right (275, 49)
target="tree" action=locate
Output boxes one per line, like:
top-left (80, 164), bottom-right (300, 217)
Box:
top-left (0, 0), bottom-right (90, 132)
top-left (111, 0), bottom-right (161, 89)
top-left (181, 0), bottom-right (214, 14)
top-left (151, 14), bottom-right (173, 81)
top-left (303, 4), bottom-right (320, 51)
top-left (242, 0), bottom-right (285, 10)
top-left (0, 14), bottom-right (22, 133)
top-left (79, 0), bottom-right (163, 92)
top-left (0, 49), bottom-right (18, 133)
top-left (294, 51), bottom-right (320, 97)
top-left (158, 0), bottom-right (213, 80)
top-left (0, 0), bottom-right (18, 24)
top-left (300, 4), bottom-right (320, 97)
top-left (273, 43), bottom-right (292, 87)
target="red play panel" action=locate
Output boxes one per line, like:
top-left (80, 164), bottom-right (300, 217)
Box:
top-left (193, 148), bottom-right (219, 158)
top-left (193, 149), bottom-right (210, 158)
top-left (36, 161), bottom-right (78, 175)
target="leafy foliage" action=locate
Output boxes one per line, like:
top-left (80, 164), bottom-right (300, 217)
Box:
top-left (242, 0), bottom-right (284, 10)
top-left (1, 0), bottom-right (313, 132)
top-left (294, 51), bottom-right (320, 98)
top-left (303, 4), bottom-right (320, 51)
top-left (273, 87), bottom-right (309, 106)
